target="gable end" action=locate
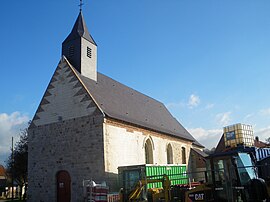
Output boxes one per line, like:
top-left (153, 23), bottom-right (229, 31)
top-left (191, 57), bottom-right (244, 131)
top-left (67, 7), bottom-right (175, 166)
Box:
top-left (30, 57), bottom-right (103, 128)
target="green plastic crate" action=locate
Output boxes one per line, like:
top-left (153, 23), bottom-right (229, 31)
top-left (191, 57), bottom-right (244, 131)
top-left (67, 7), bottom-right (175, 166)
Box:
top-left (118, 164), bottom-right (188, 191)
top-left (145, 165), bottom-right (187, 188)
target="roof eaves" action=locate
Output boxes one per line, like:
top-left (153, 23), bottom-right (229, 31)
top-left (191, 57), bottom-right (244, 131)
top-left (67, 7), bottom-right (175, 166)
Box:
top-left (191, 148), bottom-right (208, 158)
top-left (192, 141), bottom-right (205, 148)
top-left (105, 115), bottom-right (196, 143)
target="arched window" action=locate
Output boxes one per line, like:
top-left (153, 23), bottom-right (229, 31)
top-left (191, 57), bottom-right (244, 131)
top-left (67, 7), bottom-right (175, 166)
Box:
top-left (167, 144), bottom-right (173, 164)
top-left (182, 147), bottom-right (186, 164)
top-left (145, 139), bottom-right (153, 164)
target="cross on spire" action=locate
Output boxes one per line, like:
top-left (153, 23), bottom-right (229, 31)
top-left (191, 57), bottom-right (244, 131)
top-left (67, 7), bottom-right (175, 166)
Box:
top-left (79, 0), bottom-right (84, 11)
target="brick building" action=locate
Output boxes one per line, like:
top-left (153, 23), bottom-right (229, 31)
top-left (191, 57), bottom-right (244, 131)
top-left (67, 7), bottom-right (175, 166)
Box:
top-left (28, 11), bottom-right (203, 202)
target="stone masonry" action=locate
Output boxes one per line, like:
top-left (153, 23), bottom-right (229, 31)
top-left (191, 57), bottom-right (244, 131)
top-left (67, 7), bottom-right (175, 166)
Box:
top-left (28, 113), bottom-right (104, 202)
top-left (28, 58), bottom-right (106, 202)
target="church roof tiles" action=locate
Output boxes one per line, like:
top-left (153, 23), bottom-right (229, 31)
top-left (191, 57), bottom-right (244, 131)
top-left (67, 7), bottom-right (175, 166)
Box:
top-left (63, 11), bottom-right (96, 45)
top-left (69, 61), bottom-right (202, 146)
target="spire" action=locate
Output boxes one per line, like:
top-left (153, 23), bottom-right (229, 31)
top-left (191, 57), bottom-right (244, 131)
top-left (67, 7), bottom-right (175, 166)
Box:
top-left (63, 11), bottom-right (97, 46)
top-left (62, 11), bottom-right (98, 81)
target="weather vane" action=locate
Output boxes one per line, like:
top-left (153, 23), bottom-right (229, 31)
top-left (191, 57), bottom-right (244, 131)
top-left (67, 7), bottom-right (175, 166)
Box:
top-left (79, 0), bottom-right (84, 11)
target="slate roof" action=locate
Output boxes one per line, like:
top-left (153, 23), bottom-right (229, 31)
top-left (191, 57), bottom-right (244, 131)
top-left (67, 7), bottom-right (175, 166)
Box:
top-left (58, 11), bottom-right (203, 147)
top-left (191, 148), bottom-right (208, 158)
top-left (73, 66), bottom-right (202, 146)
top-left (215, 134), bottom-right (225, 153)
top-left (63, 11), bottom-right (97, 45)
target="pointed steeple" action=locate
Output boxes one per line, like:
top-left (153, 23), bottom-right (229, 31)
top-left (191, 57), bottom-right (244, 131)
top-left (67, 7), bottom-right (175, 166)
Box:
top-left (63, 11), bottom-right (96, 46)
top-left (62, 11), bottom-right (97, 81)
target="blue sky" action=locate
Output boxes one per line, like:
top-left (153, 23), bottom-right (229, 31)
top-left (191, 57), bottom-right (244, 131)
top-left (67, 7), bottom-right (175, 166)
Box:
top-left (1, 0), bottom-right (270, 165)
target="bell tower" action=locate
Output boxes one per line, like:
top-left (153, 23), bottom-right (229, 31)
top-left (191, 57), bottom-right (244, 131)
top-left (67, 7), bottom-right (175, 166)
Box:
top-left (62, 11), bottom-right (97, 81)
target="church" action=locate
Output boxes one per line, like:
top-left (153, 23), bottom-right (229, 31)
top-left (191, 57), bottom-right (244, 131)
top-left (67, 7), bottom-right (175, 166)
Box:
top-left (28, 10), bottom-right (203, 202)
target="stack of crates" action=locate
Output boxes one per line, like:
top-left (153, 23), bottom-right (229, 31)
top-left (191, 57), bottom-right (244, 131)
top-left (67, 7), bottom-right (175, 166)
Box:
top-left (223, 123), bottom-right (254, 148)
top-left (83, 180), bottom-right (109, 202)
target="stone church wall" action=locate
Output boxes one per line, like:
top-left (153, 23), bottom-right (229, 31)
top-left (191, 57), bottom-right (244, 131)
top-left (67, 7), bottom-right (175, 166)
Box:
top-left (103, 118), bottom-right (193, 189)
top-left (28, 114), bottom-right (104, 202)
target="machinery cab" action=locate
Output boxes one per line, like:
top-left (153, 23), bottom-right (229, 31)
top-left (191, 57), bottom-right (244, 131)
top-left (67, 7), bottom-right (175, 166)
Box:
top-left (206, 149), bottom-right (268, 202)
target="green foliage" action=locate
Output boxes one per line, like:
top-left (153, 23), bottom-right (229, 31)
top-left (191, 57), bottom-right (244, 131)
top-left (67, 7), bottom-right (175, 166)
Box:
top-left (6, 125), bottom-right (28, 187)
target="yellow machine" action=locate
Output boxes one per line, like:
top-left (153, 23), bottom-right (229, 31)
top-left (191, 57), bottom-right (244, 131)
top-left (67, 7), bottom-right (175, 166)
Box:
top-left (120, 174), bottom-right (213, 202)
top-left (184, 184), bottom-right (213, 202)
top-left (120, 149), bottom-right (270, 202)
top-left (120, 154), bottom-right (270, 202)
top-left (127, 175), bottom-right (171, 202)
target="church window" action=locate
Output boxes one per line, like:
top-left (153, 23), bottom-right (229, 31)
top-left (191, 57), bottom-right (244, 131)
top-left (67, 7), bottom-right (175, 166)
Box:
top-left (87, 47), bottom-right (92, 58)
top-left (182, 147), bottom-right (186, 164)
top-left (68, 46), bottom-right (75, 57)
top-left (167, 144), bottom-right (173, 164)
top-left (145, 139), bottom-right (153, 164)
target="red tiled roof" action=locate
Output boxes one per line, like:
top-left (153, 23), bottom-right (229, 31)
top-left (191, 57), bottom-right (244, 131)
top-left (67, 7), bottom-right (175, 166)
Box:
top-left (0, 165), bottom-right (6, 176)
top-left (254, 139), bottom-right (270, 148)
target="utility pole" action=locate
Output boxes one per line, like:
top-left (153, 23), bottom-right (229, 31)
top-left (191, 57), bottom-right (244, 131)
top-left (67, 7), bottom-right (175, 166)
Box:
top-left (12, 136), bottom-right (14, 201)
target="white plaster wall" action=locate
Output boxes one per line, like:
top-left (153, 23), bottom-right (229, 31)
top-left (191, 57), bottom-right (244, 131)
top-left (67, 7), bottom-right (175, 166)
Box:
top-left (103, 120), bottom-right (193, 174)
top-left (81, 38), bottom-right (97, 81)
top-left (104, 123), bottom-right (144, 172)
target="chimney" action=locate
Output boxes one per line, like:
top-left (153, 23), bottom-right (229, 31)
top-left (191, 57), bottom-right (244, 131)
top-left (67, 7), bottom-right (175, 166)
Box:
top-left (255, 136), bottom-right (259, 142)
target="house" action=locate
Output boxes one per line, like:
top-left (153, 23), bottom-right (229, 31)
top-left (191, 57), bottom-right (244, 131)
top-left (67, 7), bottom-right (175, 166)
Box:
top-left (0, 165), bottom-right (7, 198)
top-left (27, 11), bottom-right (203, 202)
top-left (254, 136), bottom-right (270, 148)
top-left (190, 148), bottom-right (208, 182)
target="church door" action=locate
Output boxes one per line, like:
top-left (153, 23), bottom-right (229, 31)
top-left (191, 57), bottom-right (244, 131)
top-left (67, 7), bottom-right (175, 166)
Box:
top-left (57, 170), bottom-right (71, 202)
